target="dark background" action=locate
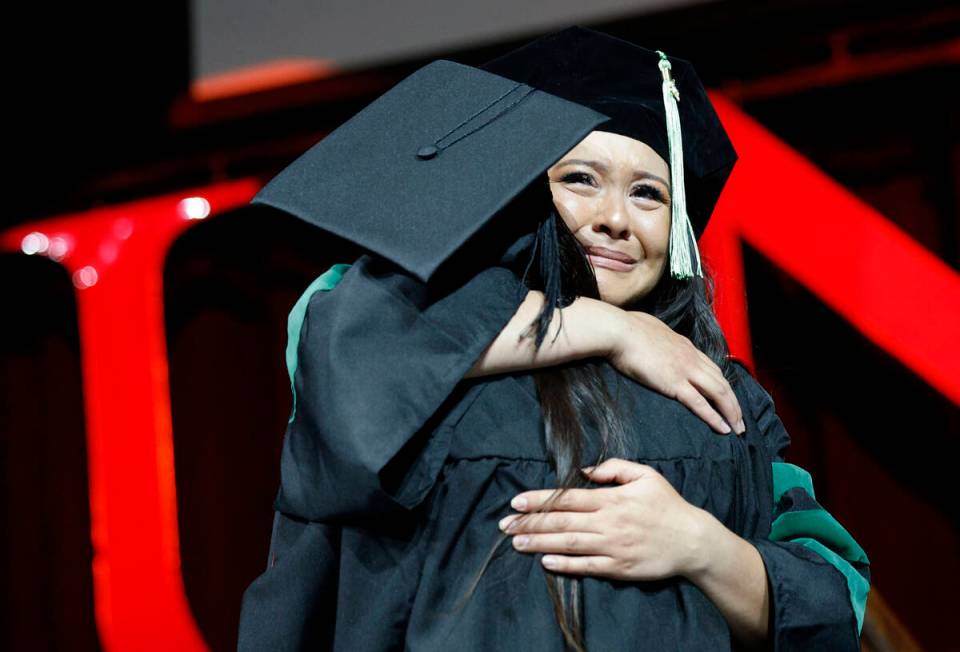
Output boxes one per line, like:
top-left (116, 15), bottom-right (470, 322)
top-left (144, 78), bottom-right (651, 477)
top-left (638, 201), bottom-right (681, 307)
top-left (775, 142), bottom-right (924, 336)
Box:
top-left (1, 1), bottom-right (957, 650)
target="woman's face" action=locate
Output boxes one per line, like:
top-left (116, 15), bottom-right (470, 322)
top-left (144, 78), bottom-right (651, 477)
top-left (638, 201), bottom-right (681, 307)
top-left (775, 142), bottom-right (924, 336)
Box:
top-left (547, 130), bottom-right (672, 307)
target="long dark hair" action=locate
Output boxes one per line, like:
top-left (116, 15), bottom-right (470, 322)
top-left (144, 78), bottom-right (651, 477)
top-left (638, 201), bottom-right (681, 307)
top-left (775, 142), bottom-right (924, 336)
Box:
top-left (454, 194), bottom-right (737, 651)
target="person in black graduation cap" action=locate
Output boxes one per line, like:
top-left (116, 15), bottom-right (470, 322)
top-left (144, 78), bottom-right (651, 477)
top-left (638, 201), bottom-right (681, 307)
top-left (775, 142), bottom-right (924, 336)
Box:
top-left (237, 25), bottom-right (870, 652)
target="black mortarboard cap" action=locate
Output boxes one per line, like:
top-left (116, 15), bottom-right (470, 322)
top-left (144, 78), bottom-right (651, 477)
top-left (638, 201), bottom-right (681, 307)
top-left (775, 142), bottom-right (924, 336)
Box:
top-left (251, 59), bottom-right (609, 283)
top-left (481, 25), bottom-right (739, 279)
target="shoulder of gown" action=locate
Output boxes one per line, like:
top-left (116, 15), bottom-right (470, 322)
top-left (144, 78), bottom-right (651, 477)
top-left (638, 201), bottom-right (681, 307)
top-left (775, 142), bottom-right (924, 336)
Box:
top-left (729, 359), bottom-right (871, 649)
top-left (729, 358), bottom-right (791, 463)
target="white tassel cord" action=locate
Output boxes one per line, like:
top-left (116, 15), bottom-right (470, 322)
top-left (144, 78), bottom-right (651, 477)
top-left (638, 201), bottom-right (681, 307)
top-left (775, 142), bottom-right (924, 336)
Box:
top-left (656, 50), bottom-right (703, 280)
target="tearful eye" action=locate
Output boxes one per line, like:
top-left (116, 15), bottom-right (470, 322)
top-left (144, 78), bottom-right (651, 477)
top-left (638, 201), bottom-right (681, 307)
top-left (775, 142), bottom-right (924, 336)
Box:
top-left (561, 172), bottom-right (667, 203)
top-left (632, 184), bottom-right (668, 203)
top-left (562, 172), bottom-right (596, 186)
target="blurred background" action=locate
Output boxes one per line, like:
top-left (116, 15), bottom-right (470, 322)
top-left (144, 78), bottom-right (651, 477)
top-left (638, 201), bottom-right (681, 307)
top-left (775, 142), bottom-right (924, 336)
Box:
top-left (1, 1), bottom-right (957, 650)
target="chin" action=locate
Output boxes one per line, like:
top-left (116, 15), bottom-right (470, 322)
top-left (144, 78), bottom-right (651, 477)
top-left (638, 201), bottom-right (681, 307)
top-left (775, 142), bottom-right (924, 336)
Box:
top-left (596, 285), bottom-right (632, 308)
top-left (597, 262), bottom-right (666, 305)
top-left (596, 277), bottom-right (653, 307)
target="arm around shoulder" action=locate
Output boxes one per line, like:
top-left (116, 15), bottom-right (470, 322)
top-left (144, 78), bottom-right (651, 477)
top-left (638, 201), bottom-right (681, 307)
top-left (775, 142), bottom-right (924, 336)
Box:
top-left (465, 290), bottom-right (622, 378)
top-left (277, 255), bottom-right (530, 522)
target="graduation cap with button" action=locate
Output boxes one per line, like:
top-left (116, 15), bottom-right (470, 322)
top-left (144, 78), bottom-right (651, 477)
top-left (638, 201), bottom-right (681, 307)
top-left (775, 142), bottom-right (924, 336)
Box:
top-left (250, 58), bottom-right (609, 284)
top-left (481, 25), bottom-right (739, 280)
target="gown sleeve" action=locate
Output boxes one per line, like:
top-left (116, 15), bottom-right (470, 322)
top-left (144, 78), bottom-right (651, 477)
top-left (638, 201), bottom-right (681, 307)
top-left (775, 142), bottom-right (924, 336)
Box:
top-left (238, 254), bottom-right (527, 650)
top-left (275, 253), bottom-right (526, 522)
top-left (732, 361), bottom-right (871, 651)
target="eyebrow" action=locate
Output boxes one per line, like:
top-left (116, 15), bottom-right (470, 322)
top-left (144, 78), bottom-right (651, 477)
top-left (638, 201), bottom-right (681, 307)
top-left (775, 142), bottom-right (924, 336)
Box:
top-left (556, 158), bottom-right (671, 192)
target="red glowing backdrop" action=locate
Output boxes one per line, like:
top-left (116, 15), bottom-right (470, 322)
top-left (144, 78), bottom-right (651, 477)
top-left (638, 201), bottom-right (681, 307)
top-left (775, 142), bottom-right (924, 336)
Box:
top-left (1, 94), bottom-right (956, 650)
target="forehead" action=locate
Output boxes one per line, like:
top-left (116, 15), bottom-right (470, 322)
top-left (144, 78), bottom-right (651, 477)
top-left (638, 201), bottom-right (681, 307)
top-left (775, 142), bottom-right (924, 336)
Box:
top-left (555, 130), bottom-right (668, 174)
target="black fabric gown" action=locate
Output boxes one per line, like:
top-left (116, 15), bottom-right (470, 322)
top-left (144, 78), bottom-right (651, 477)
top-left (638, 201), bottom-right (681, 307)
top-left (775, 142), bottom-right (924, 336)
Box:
top-left (237, 247), bottom-right (870, 651)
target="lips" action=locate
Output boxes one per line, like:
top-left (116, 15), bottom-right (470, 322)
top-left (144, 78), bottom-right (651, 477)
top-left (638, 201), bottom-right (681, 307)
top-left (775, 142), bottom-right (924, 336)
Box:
top-left (585, 246), bottom-right (637, 264)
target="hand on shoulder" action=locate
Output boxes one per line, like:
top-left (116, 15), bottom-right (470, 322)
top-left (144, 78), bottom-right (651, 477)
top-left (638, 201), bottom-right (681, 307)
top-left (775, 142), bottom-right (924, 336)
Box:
top-left (605, 307), bottom-right (746, 435)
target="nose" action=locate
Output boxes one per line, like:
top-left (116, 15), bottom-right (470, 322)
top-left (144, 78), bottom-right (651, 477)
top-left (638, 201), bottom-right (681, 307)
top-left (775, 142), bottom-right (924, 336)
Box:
top-left (591, 193), bottom-right (631, 241)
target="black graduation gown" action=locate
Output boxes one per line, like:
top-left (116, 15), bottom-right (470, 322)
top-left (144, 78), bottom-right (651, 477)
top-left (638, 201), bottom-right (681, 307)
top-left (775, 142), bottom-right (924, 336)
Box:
top-left (237, 253), bottom-right (870, 651)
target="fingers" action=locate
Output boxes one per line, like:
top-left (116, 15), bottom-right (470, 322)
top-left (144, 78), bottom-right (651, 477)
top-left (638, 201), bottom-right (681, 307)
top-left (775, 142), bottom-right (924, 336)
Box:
top-left (684, 369), bottom-right (745, 436)
top-left (671, 341), bottom-right (742, 436)
top-left (499, 510), bottom-right (601, 535)
top-left (691, 353), bottom-right (744, 429)
top-left (511, 487), bottom-right (607, 512)
top-left (581, 457), bottom-right (648, 484)
top-left (694, 348), bottom-right (725, 378)
top-left (540, 554), bottom-right (618, 576)
top-left (510, 530), bottom-right (607, 556)
top-left (675, 383), bottom-right (734, 435)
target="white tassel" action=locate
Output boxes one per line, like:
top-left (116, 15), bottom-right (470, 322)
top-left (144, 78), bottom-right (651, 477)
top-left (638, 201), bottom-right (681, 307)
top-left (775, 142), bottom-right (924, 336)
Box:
top-left (657, 50), bottom-right (702, 280)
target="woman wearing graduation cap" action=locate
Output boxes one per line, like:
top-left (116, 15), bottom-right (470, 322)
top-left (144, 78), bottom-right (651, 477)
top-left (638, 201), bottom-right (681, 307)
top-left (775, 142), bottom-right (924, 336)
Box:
top-left (238, 26), bottom-right (870, 652)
